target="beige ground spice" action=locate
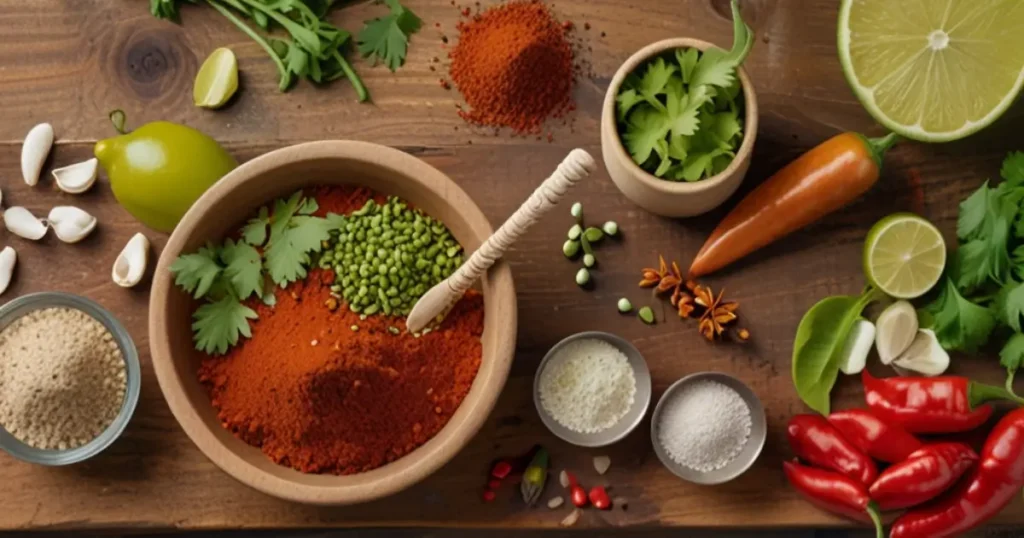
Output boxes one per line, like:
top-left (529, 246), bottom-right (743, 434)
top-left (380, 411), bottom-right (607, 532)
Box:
top-left (0, 307), bottom-right (126, 450)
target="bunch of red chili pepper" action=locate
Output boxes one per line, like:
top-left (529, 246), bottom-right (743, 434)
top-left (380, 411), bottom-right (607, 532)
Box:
top-left (785, 371), bottom-right (1024, 538)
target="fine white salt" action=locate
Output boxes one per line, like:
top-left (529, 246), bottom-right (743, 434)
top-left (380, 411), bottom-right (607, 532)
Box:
top-left (538, 338), bottom-right (636, 434)
top-left (657, 379), bottom-right (751, 472)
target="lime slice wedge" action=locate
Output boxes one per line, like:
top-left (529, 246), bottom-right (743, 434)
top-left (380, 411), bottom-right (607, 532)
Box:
top-left (864, 213), bottom-right (946, 299)
top-left (838, 0), bottom-right (1024, 142)
top-left (194, 48), bottom-right (239, 109)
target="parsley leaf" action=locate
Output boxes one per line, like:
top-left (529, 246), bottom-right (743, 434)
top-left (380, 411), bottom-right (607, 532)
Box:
top-left (192, 296), bottom-right (258, 355)
top-left (242, 206), bottom-right (270, 246)
top-left (638, 57), bottom-right (677, 100)
top-left (922, 277), bottom-right (997, 353)
top-left (1002, 151), bottom-right (1024, 187)
top-left (623, 107), bottom-right (668, 165)
top-left (1001, 332), bottom-right (1024, 372)
top-left (357, 0), bottom-right (421, 72)
top-left (221, 239), bottom-right (264, 300)
top-left (675, 48), bottom-right (699, 83)
top-left (265, 214), bottom-right (333, 286)
top-left (957, 181), bottom-right (993, 241)
top-left (616, 89), bottom-right (645, 122)
top-left (170, 244), bottom-right (223, 299)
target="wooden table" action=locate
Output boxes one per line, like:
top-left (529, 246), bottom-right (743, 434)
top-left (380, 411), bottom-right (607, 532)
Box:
top-left (1, 0), bottom-right (1022, 532)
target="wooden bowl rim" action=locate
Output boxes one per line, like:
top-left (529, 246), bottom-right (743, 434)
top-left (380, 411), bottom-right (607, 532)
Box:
top-left (600, 37), bottom-right (759, 193)
top-left (148, 140), bottom-right (517, 504)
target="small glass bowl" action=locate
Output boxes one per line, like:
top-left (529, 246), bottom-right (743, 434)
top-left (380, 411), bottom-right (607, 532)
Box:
top-left (0, 292), bottom-right (141, 465)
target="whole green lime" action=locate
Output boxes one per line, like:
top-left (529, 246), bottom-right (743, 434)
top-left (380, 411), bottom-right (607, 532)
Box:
top-left (94, 121), bottom-right (236, 232)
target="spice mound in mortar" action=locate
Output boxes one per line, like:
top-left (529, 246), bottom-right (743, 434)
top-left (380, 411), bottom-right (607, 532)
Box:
top-left (538, 337), bottom-right (636, 433)
top-left (0, 307), bottom-right (126, 450)
top-left (449, 0), bottom-right (574, 133)
top-left (196, 186), bottom-right (484, 475)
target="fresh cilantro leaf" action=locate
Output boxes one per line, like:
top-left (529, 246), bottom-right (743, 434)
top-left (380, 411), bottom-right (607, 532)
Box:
top-left (653, 139), bottom-right (672, 177)
top-left (998, 279), bottom-right (1024, 332)
top-left (242, 206), bottom-right (271, 246)
top-left (298, 197), bottom-right (319, 215)
top-left (711, 152), bottom-right (733, 176)
top-left (957, 181), bottom-right (992, 241)
top-left (675, 48), bottom-right (699, 83)
top-left (170, 244), bottom-right (223, 299)
top-left (957, 198), bottom-right (1013, 290)
top-left (1013, 245), bottom-right (1024, 280)
top-left (270, 191), bottom-right (304, 238)
top-left (689, 48), bottom-right (734, 89)
top-left (265, 215), bottom-right (333, 286)
top-left (668, 132), bottom-right (689, 160)
top-left (622, 107), bottom-right (669, 165)
top-left (681, 150), bottom-right (718, 182)
top-left (666, 85), bottom-right (708, 138)
top-left (710, 108), bottom-right (742, 145)
top-left (1002, 151), bottom-right (1024, 187)
top-left (221, 239), bottom-right (264, 300)
top-left (923, 277), bottom-right (997, 352)
top-left (357, 0), bottom-right (421, 71)
top-left (638, 57), bottom-right (677, 99)
top-left (1001, 333), bottom-right (1024, 372)
top-left (191, 295), bottom-right (258, 355)
top-left (721, 0), bottom-right (754, 67)
top-left (616, 89), bottom-right (645, 122)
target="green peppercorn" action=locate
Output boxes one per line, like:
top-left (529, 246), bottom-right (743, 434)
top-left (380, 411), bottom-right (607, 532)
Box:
top-left (617, 298), bottom-right (633, 313)
top-left (563, 240), bottom-right (580, 258)
top-left (570, 202), bottom-right (583, 222)
top-left (575, 268), bottom-right (590, 286)
top-left (583, 253), bottom-right (596, 267)
top-left (584, 227), bottom-right (604, 243)
top-left (568, 224), bottom-right (582, 240)
top-left (639, 306), bottom-right (655, 325)
top-left (602, 221), bottom-right (619, 236)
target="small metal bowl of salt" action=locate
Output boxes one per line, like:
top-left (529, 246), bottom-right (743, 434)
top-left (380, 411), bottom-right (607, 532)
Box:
top-left (651, 371), bottom-right (766, 485)
top-left (533, 331), bottom-right (652, 447)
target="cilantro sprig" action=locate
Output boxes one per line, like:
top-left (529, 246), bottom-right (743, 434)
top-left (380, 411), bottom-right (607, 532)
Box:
top-left (150, 0), bottom-right (421, 100)
top-left (921, 151), bottom-right (1024, 387)
top-left (614, 0), bottom-right (752, 181)
top-left (170, 191), bottom-right (334, 354)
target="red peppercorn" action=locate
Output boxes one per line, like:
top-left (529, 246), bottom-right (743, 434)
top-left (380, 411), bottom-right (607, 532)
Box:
top-left (570, 485), bottom-right (588, 507)
top-left (491, 460), bottom-right (512, 479)
top-left (588, 486), bottom-right (611, 510)
top-left (482, 489), bottom-right (496, 502)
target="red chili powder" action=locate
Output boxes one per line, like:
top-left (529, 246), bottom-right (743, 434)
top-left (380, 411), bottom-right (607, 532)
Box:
top-left (198, 187), bottom-right (484, 475)
top-left (449, 0), bottom-right (574, 133)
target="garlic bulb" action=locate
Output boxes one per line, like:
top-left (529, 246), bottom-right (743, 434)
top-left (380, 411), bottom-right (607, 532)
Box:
top-left (112, 233), bottom-right (150, 288)
top-left (21, 123), bottom-right (54, 187)
top-left (0, 247), bottom-right (16, 296)
top-left (52, 158), bottom-right (98, 194)
top-left (893, 329), bottom-right (950, 377)
top-left (4, 207), bottom-right (48, 240)
top-left (876, 300), bottom-right (918, 365)
top-left (47, 206), bottom-right (97, 243)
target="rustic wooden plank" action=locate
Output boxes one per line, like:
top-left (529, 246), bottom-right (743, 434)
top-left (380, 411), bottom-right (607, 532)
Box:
top-left (0, 0), bottom-right (1022, 532)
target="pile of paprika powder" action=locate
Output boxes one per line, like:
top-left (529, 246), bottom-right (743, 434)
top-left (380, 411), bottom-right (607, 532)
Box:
top-left (449, 0), bottom-right (574, 133)
top-left (198, 187), bottom-right (485, 475)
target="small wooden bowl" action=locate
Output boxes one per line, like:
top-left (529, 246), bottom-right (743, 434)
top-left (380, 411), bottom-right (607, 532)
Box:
top-left (600, 38), bottom-right (758, 217)
top-left (149, 141), bottom-right (517, 505)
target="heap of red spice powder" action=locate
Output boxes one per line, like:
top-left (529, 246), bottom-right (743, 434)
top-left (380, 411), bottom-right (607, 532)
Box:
top-left (448, 0), bottom-right (574, 133)
top-left (197, 187), bottom-right (485, 475)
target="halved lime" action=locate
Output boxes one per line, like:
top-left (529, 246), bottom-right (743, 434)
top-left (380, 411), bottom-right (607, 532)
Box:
top-left (864, 213), bottom-right (946, 299)
top-left (838, 0), bottom-right (1024, 142)
top-left (194, 47), bottom-right (238, 109)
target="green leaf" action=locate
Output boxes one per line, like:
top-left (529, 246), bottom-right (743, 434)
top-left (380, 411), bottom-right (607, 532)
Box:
top-left (221, 239), bottom-right (264, 300)
top-left (923, 277), bottom-right (997, 352)
top-left (622, 107), bottom-right (668, 165)
top-left (616, 89), bottom-right (645, 122)
top-left (357, 0), bottom-right (421, 71)
top-left (265, 215), bottom-right (333, 286)
top-left (681, 150), bottom-right (722, 182)
top-left (675, 48), bottom-right (699, 83)
top-left (270, 191), bottom-right (303, 238)
top-left (792, 291), bottom-right (879, 415)
top-left (998, 279), bottom-right (1024, 332)
top-left (653, 139), bottom-right (672, 176)
top-left (721, 0), bottom-right (754, 67)
top-left (242, 206), bottom-right (271, 246)
top-left (1013, 245), bottom-right (1024, 280)
top-left (170, 244), bottom-right (223, 299)
top-left (1001, 151), bottom-right (1024, 187)
top-left (957, 181), bottom-right (992, 240)
top-left (689, 48), bottom-right (734, 89)
top-left (637, 57), bottom-right (677, 98)
top-left (1000, 333), bottom-right (1024, 372)
top-left (710, 108), bottom-right (742, 145)
top-left (191, 296), bottom-right (258, 355)
top-left (297, 197), bottom-right (319, 215)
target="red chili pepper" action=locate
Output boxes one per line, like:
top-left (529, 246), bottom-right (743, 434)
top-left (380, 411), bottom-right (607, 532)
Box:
top-left (891, 408), bottom-right (1024, 538)
top-left (491, 460), bottom-right (512, 479)
top-left (570, 485), bottom-right (588, 507)
top-left (861, 370), bottom-right (994, 433)
top-left (869, 442), bottom-right (978, 511)
top-left (588, 485), bottom-right (611, 510)
top-left (787, 414), bottom-right (877, 485)
top-left (827, 408), bottom-right (922, 463)
top-left (783, 461), bottom-right (882, 537)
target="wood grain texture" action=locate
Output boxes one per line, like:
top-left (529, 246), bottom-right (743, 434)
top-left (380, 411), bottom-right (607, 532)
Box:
top-left (0, 0), bottom-right (1022, 532)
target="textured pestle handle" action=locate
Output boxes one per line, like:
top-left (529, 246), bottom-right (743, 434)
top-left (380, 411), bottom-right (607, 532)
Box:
top-left (406, 149), bottom-right (596, 333)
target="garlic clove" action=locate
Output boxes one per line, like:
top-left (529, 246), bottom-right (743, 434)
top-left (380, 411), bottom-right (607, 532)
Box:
top-left (0, 247), bottom-right (17, 296)
top-left (21, 123), bottom-right (54, 187)
top-left (112, 233), bottom-right (150, 288)
top-left (893, 329), bottom-right (950, 377)
top-left (875, 300), bottom-right (918, 365)
top-left (47, 206), bottom-right (97, 243)
top-left (839, 319), bottom-right (876, 375)
top-left (51, 158), bottom-right (98, 194)
top-left (4, 207), bottom-right (48, 240)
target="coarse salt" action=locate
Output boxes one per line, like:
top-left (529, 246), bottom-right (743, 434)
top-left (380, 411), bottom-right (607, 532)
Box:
top-left (538, 338), bottom-right (636, 434)
top-left (657, 379), bottom-right (751, 472)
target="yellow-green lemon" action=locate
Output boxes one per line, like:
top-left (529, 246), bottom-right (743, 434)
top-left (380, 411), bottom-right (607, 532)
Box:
top-left (94, 122), bottom-right (236, 232)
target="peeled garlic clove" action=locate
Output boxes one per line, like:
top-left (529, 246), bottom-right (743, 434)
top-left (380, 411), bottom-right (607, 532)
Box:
top-left (47, 206), bottom-right (97, 243)
top-left (112, 233), bottom-right (150, 288)
top-left (4, 207), bottom-right (47, 240)
top-left (893, 329), bottom-right (950, 377)
top-left (0, 247), bottom-right (16, 296)
top-left (21, 123), bottom-right (54, 187)
top-left (52, 158), bottom-right (98, 194)
top-left (876, 300), bottom-right (918, 365)
top-left (839, 319), bottom-right (876, 375)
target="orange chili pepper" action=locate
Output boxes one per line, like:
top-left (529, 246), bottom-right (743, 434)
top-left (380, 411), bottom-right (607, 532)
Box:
top-left (688, 132), bottom-right (898, 278)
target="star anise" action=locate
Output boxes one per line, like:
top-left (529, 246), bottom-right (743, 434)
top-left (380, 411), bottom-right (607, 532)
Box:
top-left (695, 286), bottom-right (740, 341)
top-left (639, 255), bottom-right (669, 287)
top-left (677, 293), bottom-right (695, 318)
